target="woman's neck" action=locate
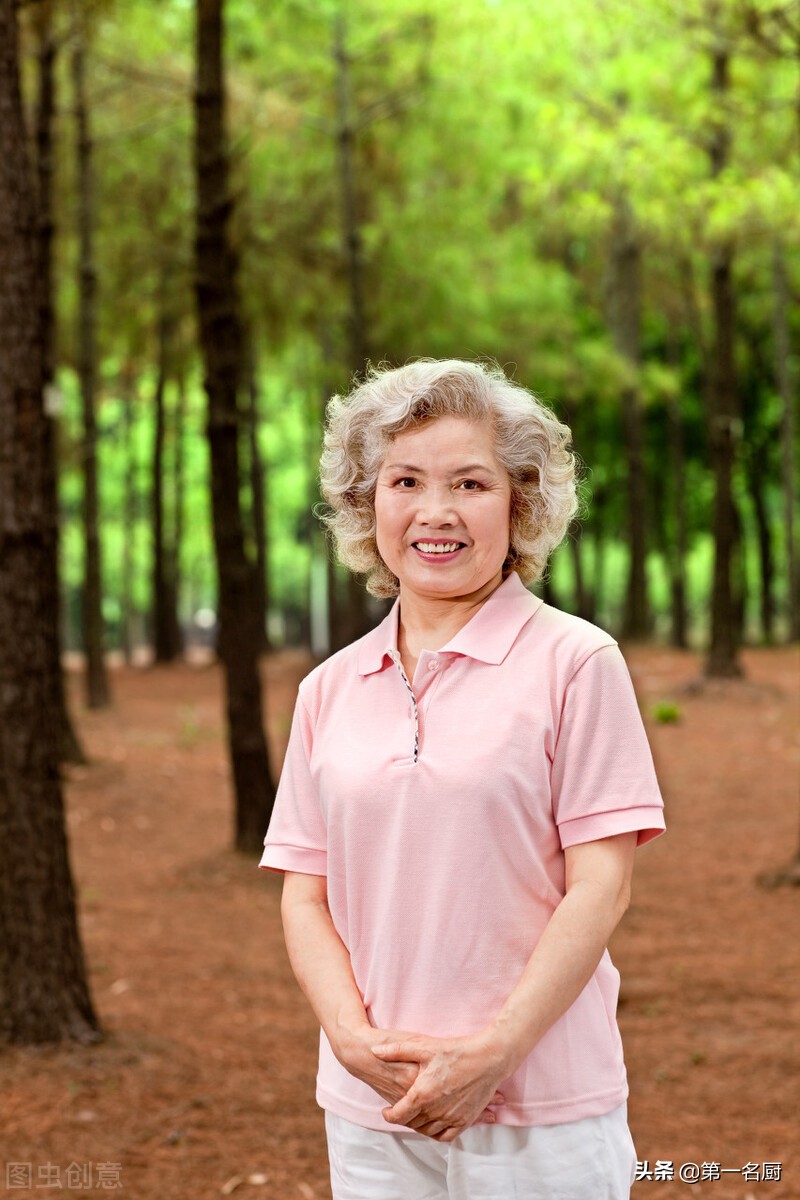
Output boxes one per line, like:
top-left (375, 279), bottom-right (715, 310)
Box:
top-left (397, 577), bottom-right (504, 668)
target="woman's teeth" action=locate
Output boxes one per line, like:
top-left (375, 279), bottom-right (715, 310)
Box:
top-left (414, 542), bottom-right (462, 554)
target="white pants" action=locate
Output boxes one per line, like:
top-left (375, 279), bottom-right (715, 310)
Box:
top-left (325, 1103), bottom-right (638, 1200)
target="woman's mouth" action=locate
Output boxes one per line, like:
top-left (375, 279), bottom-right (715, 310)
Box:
top-left (412, 541), bottom-right (466, 561)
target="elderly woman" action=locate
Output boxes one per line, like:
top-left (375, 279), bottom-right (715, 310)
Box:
top-left (260, 360), bottom-right (665, 1200)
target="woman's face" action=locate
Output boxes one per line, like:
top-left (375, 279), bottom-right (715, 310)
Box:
top-left (374, 415), bottom-right (512, 606)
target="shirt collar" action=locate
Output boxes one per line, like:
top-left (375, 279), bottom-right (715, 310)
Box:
top-left (356, 571), bottom-right (542, 676)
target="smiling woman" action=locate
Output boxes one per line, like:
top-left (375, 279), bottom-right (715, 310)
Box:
top-left (378, 418), bottom-right (509, 615)
top-left (317, 359), bottom-right (578, 599)
top-left (261, 359), bottom-right (665, 1200)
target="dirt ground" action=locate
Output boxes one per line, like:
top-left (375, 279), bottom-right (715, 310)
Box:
top-left (1, 644), bottom-right (798, 1200)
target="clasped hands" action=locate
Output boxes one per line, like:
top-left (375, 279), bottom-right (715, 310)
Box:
top-left (339, 1024), bottom-right (509, 1143)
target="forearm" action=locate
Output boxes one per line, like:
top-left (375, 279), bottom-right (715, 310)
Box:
top-left (281, 871), bottom-right (421, 1105)
top-left (485, 874), bottom-right (630, 1078)
top-left (280, 877), bottom-right (370, 1060)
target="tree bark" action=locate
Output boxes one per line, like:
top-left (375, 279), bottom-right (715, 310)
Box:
top-left (171, 371), bottom-right (188, 647)
top-left (72, 27), bottom-right (110, 706)
top-left (541, 572), bottom-right (558, 608)
top-left (119, 365), bottom-right (136, 664)
top-left (666, 388), bottom-right (689, 649)
top-left (663, 330), bottom-right (688, 649)
top-left (34, 0), bottom-right (85, 762)
top-left (568, 522), bottom-right (591, 621)
top-left (705, 37), bottom-right (744, 677)
top-left (194, 0), bottom-right (275, 852)
top-left (774, 242), bottom-right (799, 641)
top-left (0, 0), bottom-right (100, 1045)
top-left (590, 508), bottom-right (605, 626)
top-left (581, 375), bottom-right (602, 625)
top-left (334, 11), bottom-right (368, 381)
top-left (151, 313), bottom-right (182, 662)
top-left (606, 198), bottom-right (649, 639)
top-left (744, 440), bottom-right (775, 642)
top-left (246, 336), bottom-right (269, 653)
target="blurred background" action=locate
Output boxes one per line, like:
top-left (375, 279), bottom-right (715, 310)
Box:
top-left (13, 0), bottom-right (800, 666)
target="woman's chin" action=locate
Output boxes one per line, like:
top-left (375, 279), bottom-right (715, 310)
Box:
top-left (397, 563), bottom-right (503, 604)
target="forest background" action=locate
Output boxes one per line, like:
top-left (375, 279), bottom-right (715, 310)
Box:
top-left (15, 0), bottom-right (800, 668)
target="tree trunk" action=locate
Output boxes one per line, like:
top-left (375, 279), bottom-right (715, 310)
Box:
top-left (194, 0), bottom-right (275, 852)
top-left (34, 0), bottom-right (85, 762)
top-left (581, 384), bottom-right (601, 625)
top-left (246, 337), bottom-right (269, 653)
top-left (706, 251), bottom-right (744, 676)
top-left (774, 242), bottom-right (799, 641)
top-left (334, 11), bottom-right (368, 381)
top-left (606, 198), bottom-right (649, 639)
top-left (541, 573), bottom-right (558, 608)
top-left (744, 441), bottom-right (775, 642)
top-left (72, 28), bottom-right (110, 706)
top-left (733, 496), bottom-right (747, 643)
top-left (0, 0), bottom-right (100, 1045)
top-left (666, 383), bottom-right (689, 650)
top-left (590, 511), bottom-right (605, 626)
top-left (171, 371), bottom-right (188, 647)
top-left (705, 39), bottom-right (744, 677)
top-left (119, 362), bottom-right (136, 664)
top-left (559, 399), bottom-right (590, 621)
top-left (568, 523), bottom-right (591, 621)
top-left (151, 313), bottom-right (182, 663)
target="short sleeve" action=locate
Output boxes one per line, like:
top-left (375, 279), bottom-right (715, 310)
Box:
top-left (550, 644), bottom-right (665, 849)
top-left (259, 691), bottom-right (327, 875)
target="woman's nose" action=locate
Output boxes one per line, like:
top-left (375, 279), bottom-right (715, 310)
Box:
top-left (415, 487), bottom-right (457, 525)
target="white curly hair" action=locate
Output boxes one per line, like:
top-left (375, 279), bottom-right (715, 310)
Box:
top-left (318, 359), bottom-right (578, 599)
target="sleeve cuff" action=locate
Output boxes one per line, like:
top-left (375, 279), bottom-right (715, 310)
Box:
top-left (558, 805), bottom-right (666, 850)
top-left (258, 843), bottom-right (328, 874)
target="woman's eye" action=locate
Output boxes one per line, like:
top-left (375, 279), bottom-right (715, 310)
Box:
top-left (459, 479), bottom-right (481, 490)
top-left (396, 477), bottom-right (416, 488)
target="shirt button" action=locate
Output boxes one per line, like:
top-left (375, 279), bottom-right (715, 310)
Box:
top-left (428, 658), bottom-right (440, 671)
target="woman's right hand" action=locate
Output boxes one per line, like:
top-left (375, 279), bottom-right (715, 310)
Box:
top-left (335, 1024), bottom-right (421, 1107)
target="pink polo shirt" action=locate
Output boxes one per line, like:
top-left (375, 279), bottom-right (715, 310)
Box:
top-left (260, 571), bottom-right (665, 1130)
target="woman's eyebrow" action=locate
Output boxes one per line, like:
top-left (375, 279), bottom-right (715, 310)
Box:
top-left (381, 462), bottom-right (496, 475)
top-left (453, 463), bottom-right (496, 475)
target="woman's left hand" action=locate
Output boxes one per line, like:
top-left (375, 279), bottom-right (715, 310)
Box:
top-left (371, 1030), bottom-right (507, 1142)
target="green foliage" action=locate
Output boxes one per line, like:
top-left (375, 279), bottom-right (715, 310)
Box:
top-left (28, 0), bottom-right (798, 647)
top-left (651, 702), bottom-right (682, 724)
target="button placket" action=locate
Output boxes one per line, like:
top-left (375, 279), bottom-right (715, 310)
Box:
top-left (388, 651), bottom-right (419, 764)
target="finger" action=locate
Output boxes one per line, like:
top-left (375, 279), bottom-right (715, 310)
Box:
top-left (413, 1119), bottom-right (452, 1140)
top-left (381, 1099), bottom-right (419, 1126)
top-left (436, 1126), bottom-right (463, 1144)
top-left (490, 1091), bottom-right (505, 1105)
top-left (382, 1086), bottom-right (432, 1127)
top-left (371, 1043), bottom-right (423, 1063)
